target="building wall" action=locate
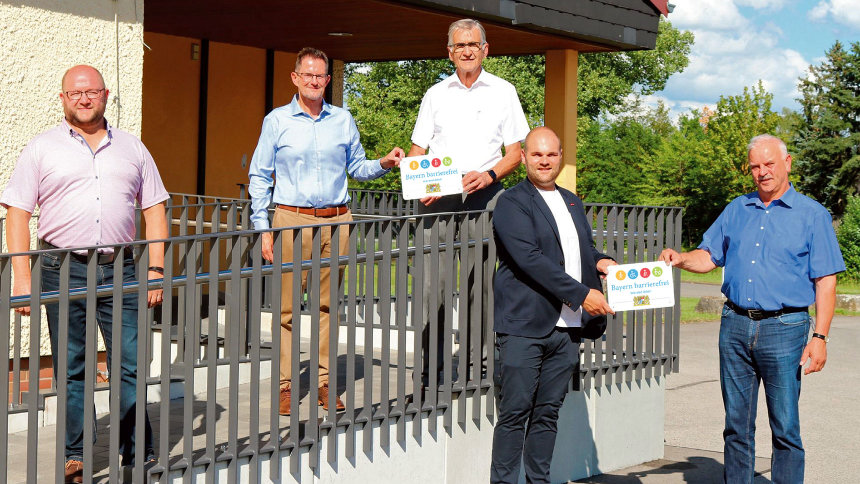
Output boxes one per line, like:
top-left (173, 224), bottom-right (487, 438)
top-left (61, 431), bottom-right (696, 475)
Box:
top-left (0, 0), bottom-right (145, 358)
top-left (204, 42), bottom-right (267, 198)
top-left (140, 37), bottom-right (299, 198)
top-left (141, 32), bottom-right (201, 195)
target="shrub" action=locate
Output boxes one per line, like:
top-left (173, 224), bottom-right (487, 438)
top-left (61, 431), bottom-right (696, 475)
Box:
top-left (837, 196), bottom-right (860, 281)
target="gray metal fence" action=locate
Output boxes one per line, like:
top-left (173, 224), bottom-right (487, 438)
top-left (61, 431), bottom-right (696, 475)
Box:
top-left (2, 192), bottom-right (682, 483)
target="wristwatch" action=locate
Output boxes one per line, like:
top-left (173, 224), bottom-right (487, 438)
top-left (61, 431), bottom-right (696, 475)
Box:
top-left (812, 332), bottom-right (830, 343)
top-left (486, 169), bottom-right (497, 183)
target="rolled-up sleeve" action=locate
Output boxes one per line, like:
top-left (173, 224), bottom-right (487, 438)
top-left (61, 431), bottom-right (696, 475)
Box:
top-left (248, 116), bottom-right (277, 230)
top-left (808, 206), bottom-right (846, 278)
top-left (137, 143), bottom-right (169, 209)
top-left (1, 143), bottom-right (40, 212)
top-left (345, 114), bottom-right (388, 181)
top-left (698, 205), bottom-right (730, 268)
top-left (502, 84), bottom-right (529, 146)
top-left (410, 92), bottom-right (433, 149)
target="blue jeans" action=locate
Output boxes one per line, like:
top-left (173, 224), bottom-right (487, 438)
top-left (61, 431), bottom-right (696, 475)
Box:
top-left (491, 328), bottom-right (580, 484)
top-left (719, 305), bottom-right (809, 484)
top-left (41, 252), bottom-right (153, 465)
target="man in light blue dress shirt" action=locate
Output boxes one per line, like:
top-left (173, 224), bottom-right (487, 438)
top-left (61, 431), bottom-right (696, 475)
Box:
top-left (248, 47), bottom-right (404, 416)
top-left (660, 134), bottom-right (845, 483)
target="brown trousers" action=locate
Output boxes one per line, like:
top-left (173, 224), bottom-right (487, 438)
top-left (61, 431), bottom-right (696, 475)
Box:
top-left (272, 207), bottom-right (351, 389)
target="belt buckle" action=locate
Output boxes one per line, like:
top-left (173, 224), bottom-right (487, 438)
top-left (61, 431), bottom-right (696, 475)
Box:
top-left (747, 309), bottom-right (764, 320)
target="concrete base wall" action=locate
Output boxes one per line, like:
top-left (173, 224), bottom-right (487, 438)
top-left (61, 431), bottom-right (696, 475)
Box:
top-left (160, 378), bottom-right (664, 483)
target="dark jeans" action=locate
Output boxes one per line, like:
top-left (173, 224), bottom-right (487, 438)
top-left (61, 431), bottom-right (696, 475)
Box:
top-left (41, 252), bottom-right (153, 465)
top-left (416, 184), bottom-right (502, 385)
top-left (491, 328), bottom-right (581, 484)
top-left (719, 305), bottom-right (809, 484)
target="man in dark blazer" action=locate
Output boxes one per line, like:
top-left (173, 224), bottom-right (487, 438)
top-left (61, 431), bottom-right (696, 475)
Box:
top-left (491, 127), bottom-right (615, 484)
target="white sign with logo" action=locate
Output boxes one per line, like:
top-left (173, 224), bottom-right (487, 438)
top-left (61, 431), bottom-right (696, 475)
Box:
top-left (606, 261), bottom-right (675, 312)
top-left (399, 155), bottom-right (463, 200)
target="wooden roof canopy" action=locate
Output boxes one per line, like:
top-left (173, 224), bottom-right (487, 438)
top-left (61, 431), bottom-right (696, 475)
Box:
top-left (144, 0), bottom-right (666, 62)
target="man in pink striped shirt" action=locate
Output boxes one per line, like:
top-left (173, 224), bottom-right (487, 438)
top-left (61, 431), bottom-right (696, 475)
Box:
top-left (1, 65), bottom-right (168, 482)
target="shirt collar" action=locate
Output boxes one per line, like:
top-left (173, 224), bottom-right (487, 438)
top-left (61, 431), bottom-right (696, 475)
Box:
top-left (744, 183), bottom-right (798, 209)
top-left (446, 68), bottom-right (492, 90)
top-left (287, 94), bottom-right (331, 119)
top-left (62, 118), bottom-right (113, 140)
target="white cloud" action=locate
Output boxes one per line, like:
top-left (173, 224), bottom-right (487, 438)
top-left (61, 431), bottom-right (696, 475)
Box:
top-left (735, 0), bottom-right (790, 9)
top-left (807, 0), bottom-right (860, 30)
top-left (654, 0), bottom-right (816, 117)
top-left (669, 0), bottom-right (748, 30)
top-left (636, 94), bottom-right (711, 123)
top-left (661, 46), bottom-right (808, 113)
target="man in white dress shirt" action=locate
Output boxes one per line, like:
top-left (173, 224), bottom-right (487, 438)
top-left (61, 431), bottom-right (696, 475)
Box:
top-left (408, 18), bottom-right (530, 392)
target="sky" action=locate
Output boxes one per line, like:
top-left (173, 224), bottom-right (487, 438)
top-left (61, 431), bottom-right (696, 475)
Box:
top-left (650, 0), bottom-right (860, 119)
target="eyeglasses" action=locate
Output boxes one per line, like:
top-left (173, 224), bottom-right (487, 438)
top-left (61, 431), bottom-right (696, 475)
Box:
top-left (447, 42), bottom-right (485, 52)
top-left (295, 72), bottom-right (329, 83)
top-left (64, 89), bottom-right (105, 101)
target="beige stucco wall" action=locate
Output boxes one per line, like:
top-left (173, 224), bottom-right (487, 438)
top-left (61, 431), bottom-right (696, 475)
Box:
top-left (0, 0), bottom-right (145, 358)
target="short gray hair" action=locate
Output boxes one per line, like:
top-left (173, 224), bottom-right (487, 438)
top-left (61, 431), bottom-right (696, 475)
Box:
top-left (747, 134), bottom-right (788, 158)
top-left (447, 19), bottom-right (486, 45)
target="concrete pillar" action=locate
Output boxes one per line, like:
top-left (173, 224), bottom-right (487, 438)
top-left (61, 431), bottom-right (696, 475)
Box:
top-left (544, 50), bottom-right (578, 192)
top-left (331, 59), bottom-right (345, 107)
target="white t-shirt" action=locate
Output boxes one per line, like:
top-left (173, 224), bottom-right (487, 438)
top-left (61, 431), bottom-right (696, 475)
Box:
top-left (411, 69), bottom-right (529, 173)
top-left (537, 187), bottom-right (583, 328)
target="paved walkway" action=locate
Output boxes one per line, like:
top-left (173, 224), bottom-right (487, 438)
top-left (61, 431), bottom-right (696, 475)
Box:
top-left (579, 282), bottom-right (860, 483)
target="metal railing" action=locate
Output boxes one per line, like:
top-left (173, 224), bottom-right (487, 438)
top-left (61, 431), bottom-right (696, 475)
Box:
top-left (2, 192), bottom-right (682, 482)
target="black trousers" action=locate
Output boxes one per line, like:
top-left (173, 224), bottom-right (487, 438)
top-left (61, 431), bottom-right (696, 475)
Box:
top-left (491, 327), bottom-right (580, 484)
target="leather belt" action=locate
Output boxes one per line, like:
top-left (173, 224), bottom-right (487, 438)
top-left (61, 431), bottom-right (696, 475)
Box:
top-left (40, 240), bottom-right (129, 265)
top-left (277, 204), bottom-right (349, 217)
top-left (725, 300), bottom-right (807, 321)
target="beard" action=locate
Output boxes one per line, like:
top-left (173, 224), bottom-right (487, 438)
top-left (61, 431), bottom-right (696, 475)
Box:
top-left (64, 105), bottom-right (106, 128)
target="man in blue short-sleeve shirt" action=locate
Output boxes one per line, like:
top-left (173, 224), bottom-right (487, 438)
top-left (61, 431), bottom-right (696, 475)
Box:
top-left (660, 134), bottom-right (844, 483)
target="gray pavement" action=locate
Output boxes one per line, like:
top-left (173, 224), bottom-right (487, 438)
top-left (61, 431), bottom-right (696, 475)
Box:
top-left (580, 282), bottom-right (860, 483)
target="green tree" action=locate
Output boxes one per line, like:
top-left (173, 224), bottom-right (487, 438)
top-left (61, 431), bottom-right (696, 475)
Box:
top-left (577, 99), bottom-right (671, 205)
top-left (344, 60), bottom-right (450, 191)
top-left (794, 41), bottom-right (860, 217)
top-left (578, 20), bottom-right (694, 119)
top-left (650, 83), bottom-right (779, 246)
top-left (837, 195), bottom-right (860, 281)
top-left (344, 19), bottom-right (694, 190)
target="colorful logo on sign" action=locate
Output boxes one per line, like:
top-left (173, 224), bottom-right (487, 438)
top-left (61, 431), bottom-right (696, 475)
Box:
top-left (627, 269), bottom-right (639, 280)
top-left (420, 159), bottom-right (430, 169)
top-left (652, 266), bottom-right (663, 277)
top-left (633, 295), bottom-right (651, 306)
top-left (432, 158), bottom-right (441, 167)
top-left (409, 160), bottom-right (419, 170)
top-left (443, 156), bottom-right (453, 166)
top-left (615, 270), bottom-right (626, 281)
top-left (640, 267), bottom-right (651, 278)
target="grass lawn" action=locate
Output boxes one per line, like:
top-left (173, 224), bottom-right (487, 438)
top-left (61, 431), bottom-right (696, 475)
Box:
top-left (678, 268), bottom-right (860, 296)
top-left (681, 296), bottom-right (860, 322)
top-left (680, 297), bottom-right (721, 323)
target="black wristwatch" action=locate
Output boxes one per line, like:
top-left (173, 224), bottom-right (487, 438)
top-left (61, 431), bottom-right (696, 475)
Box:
top-left (812, 332), bottom-right (830, 343)
top-left (486, 169), bottom-right (498, 183)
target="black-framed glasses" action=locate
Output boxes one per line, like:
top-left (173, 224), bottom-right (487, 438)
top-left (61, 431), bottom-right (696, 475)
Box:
top-left (64, 89), bottom-right (105, 101)
top-left (295, 72), bottom-right (329, 82)
top-left (447, 42), bottom-right (485, 52)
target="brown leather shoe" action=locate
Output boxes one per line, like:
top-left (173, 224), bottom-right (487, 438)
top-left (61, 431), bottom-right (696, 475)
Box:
top-left (65, 459), bottom-right (83, 483)
top-left (318, 384), bottom-right (345, 411)
top-left (279, 386), bottom-right (291, 416)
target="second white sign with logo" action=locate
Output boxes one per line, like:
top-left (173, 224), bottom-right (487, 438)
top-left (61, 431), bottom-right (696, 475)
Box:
top-left (606, 261), bottom-right (675, 312)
